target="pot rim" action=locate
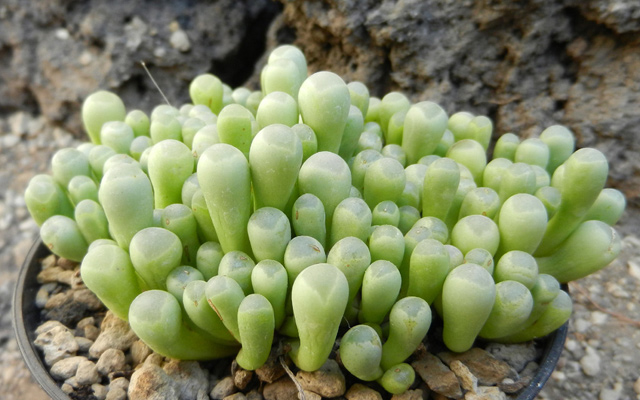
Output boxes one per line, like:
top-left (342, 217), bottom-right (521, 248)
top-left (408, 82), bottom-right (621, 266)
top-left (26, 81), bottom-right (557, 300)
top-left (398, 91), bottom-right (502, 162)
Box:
top-left (13, 239), bottom-right (70, 400)
top-left (13, 239), bottom-right (567, 400)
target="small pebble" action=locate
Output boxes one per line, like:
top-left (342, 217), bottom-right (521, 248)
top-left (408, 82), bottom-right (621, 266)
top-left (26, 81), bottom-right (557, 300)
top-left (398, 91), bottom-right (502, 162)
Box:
top-left (450, 360), bottom-right (478, 392)
top-left (224, 394), bottom-right (247, 400)
top-left (170, 30), bottom-right (191, 52)
top-left (550, 371), bottom-right (566, 381)
top-left (34, 325), bottom-right (79, 365)
top-left (75, 359), bottom-right (100, 385)
top-left (35, 287), bottom-right (50, 308)
top-left (580, 347), bottom-right (601, 377)
top-left (345, 383), bottom-right (383, 400)
top-left (77, 316), bottom-right (95, 329)
top-left (130, 339), bottom-right (152, 365)
top-left (50, 356), bottom-right (87, 380)
top-left (109, 378), bottom-right (130, 393)
top-left (61, 383), bottom-right (74, 394)
top-left (84, 324), bottom-right (101, 341)
top-left (627, 260), bottom-right (640, 281)
top-left (590, 311), bottom-right (608, 325)
top-left (92, 383), bottom-right (108, 400)
top-left (75, 336), bottom-right (94, 352)
top-left (106, 387), bottom-right (127, 400)
top-left (96, 348), bottom-right (126, 375)
top-left (573, 318), bottom-right (590, 333)
top-left (296, 359), bottom-right (346, 398)
top-left (210, 376), bottom-right (236, 399)
top-left (599, 387), bottom-right (621, 400)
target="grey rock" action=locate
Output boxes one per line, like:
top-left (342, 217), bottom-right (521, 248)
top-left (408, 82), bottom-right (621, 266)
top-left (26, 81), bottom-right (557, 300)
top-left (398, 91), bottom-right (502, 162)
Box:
top-left (163, 359), bottom-right (209, 400)
top-left (279, 0), bottom-right (640, 206)
top-left (484, 342), bottom-right (539, 372)
top-left (0, 0), bottom-right (282, 135)
top-left (210, 376), bottom-right (236, 400)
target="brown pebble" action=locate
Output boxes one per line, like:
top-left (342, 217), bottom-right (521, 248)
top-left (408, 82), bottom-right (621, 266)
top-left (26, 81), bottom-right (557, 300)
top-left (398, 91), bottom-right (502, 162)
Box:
top-left (37, 266), bottom-right (70, 285)
top-left (245, 390), bottom-right (263, 400)
top-left (73, 288), bottom-right (104, 310)
top-left (391, 389), bottom-right (426, 400)
top-left (84, 325), bottom-right (101, 341)
top-left (44, 291), bottom-right (72, 309)
top-left (57, 257), bottom-right (77, 270)
top-left (450, 360), bottom-right (478, 393)
top-left (232, 361), bottom-right (254, 390)
top-left (438, 348), bottom-right (518, 386)
top-left (224, 394), bottom-right (247, 400)
top-left (77, 317), bottom-right (96, 329)
top-left (464, 386), bottom-right (507, 400)
top-left (263, 376), bottom-right (298, 400)
top-left (130, 340), bottom-right (153, 366)
top-left (96, 348), bottom-right (127, 376)
top-left (255, 351), bottom-right (287, 384)
top-left (345, 383), bottom-right (383, 400)
top-left (498, 377), bottom-right (528, 394)
top-left (295, 359), bottom-right (346, 398)
top-left (412, 352), bottom-right (462, 399)
top-left (42, 254), bottom-right (57, 269)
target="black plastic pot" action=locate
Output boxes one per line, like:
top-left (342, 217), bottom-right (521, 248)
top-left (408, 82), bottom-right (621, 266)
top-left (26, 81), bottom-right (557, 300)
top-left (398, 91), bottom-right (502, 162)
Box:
top-left (13, 240), bottom-right (568, 400)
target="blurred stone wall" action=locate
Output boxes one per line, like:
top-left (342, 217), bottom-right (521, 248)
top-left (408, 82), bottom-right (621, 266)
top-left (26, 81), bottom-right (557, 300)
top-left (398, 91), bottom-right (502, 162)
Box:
top-left (0, 0), bottom-right (638, 205)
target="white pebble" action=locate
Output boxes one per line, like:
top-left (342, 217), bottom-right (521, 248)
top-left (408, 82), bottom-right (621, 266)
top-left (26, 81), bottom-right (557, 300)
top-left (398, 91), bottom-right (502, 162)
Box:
top-left (170, 30), bottom-right (191, 52)
top-left (628, 260), bottom-right (640, 281)
top-left (599, 387), bottom-right (620, 400)
top-left (574, 318), bottom-right (591, 333)
top-left (55, 28), bottom-right (70, 40)
top-left (75, 359), bottom-right (100, 385)
top-left (92, 383), bottom-right (108, 400)
top-left (580, 347), bottom-right (601, 376)
top-left (551, 370), bottom-right (565, 381)
top-left (564, 339), bottom-right (580, 353)
top-left (590, 311), bottom-right (608, 325)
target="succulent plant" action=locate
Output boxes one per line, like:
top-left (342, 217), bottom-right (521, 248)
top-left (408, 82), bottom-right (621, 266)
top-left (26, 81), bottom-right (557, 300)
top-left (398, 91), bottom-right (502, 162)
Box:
top-left (25, 44), bottom-right (626, 396)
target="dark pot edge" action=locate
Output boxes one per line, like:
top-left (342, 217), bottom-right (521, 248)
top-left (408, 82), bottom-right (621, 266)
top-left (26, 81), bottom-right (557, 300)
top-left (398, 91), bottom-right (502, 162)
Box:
top-left (12, 239), bottom-right (70, 400)
top-left (13, 240), bottom-right (568, 400)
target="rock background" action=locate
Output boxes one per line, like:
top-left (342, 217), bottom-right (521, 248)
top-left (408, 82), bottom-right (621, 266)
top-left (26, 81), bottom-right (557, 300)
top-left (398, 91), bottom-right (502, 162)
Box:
top-left (1, 0), bottom-right (639, 399)
top-left (1, 0), bottom-right (638, 205)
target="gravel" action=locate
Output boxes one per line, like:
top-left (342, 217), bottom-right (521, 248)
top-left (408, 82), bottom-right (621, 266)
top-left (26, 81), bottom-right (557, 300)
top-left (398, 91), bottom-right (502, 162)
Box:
top-left (1, 111), bottom-right (640, 399)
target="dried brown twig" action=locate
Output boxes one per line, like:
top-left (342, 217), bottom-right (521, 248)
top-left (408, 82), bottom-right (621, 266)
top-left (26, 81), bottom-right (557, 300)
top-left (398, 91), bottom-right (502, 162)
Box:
top-left (569, 281), bottom-right (640, 327)
top-left (279, 356), bottom-right (306, 400)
